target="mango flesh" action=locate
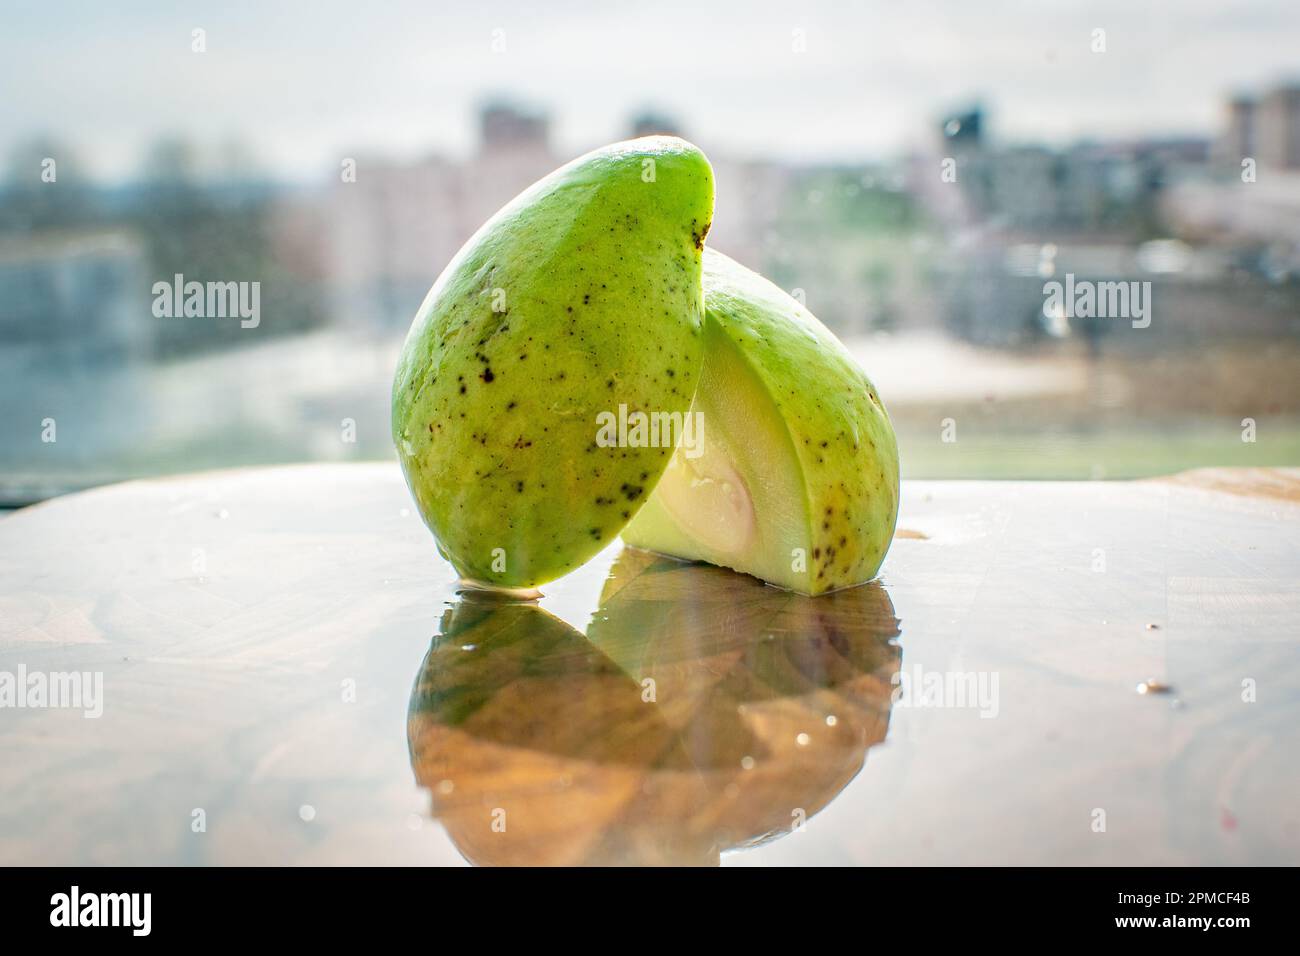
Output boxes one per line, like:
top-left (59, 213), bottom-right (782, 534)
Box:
top-left (622, 248), bottom-right (900, 595)
top-left (393, 137), bottom-right (714, 588)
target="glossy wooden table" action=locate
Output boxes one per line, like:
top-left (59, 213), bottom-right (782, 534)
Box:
top-left (0, 464), bottom-right (1297, 865)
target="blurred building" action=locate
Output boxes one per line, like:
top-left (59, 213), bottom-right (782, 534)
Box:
top-left (1215, 82), bottom-right (1300, 170)
top-left (462, 102), bottom-right (557, 230)
top-left (0, 229), bottom-right (152, 469)
top-left (325, 103), bottom-right (561, 331)
top-left (926, 106), bottom-right (1207, 236)
top-left (1167, 81), bottom-right (1300, 282)
top-left (629, 111), bottom-right (684, 138)
top-left (321, 102), bottom-right (911, 338)
top-left (1257, 84), bottom-right (1300, 170)
top-left (479, 102), bottom-right (548, 150)
top-left (0, 229), bottom-right (152, 361)
top-left (909, 103), bottom-right (1291, 347)
top-left (940, 106), bottom-right (984, 151)
top-left (1216, 95), bottom-right (1257, 166)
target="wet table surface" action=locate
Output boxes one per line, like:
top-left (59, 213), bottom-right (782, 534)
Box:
top-left (0, 463), bottom-right (1297, 866)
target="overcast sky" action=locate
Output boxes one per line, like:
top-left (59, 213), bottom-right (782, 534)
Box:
top-left (3, 0), bottom-right (1298, 181)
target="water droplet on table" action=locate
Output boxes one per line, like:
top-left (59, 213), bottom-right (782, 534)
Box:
top-left (1137, 679), bottom-right (1173, 695)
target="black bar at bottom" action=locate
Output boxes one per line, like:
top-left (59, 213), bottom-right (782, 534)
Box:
top-left (0, 866), bottom-right (1282, 942)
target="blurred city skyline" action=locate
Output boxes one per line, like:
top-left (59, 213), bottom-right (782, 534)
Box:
top-left (3, 0), bottom-right (1300, 182)
top-left (3, 1), bottom-right (1300, 503)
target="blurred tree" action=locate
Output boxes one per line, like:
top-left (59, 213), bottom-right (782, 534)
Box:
top-left (0, 137), bottom-right (98, 233)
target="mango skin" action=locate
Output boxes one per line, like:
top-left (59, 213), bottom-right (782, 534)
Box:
top-left (624, 249), bottom-right (900, 594)
top-left (393, 137), bottom-right (713, 587)
top-left (705, 250), bottom-right (899, 591)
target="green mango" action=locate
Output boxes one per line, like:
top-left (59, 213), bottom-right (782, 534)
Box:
top-left (622, 248), bottom-right (900, 594)
top-left (393, 137), bottom-right (714, 587)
